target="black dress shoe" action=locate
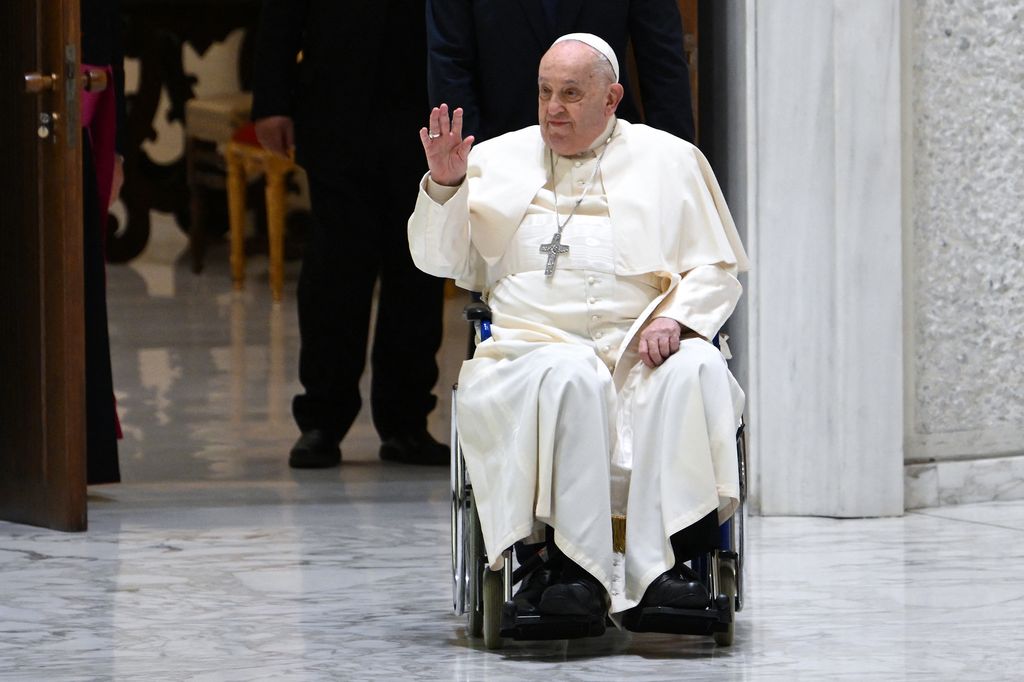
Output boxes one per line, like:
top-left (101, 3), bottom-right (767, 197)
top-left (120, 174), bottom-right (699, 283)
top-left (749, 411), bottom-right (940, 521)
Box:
top-left (511, 568), bottom-right (556, 616)
top-left (379, 431), bottom-right (449, 466)
top-left (288, 429), bottom-right (341, 469)
top-left (640, 564), bottom-right (710, 609)
top-left (537, 574), bottom-right (608, 618)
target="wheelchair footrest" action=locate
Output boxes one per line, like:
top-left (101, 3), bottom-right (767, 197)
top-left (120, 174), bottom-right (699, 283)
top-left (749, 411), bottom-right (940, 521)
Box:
top-left (500, 601), bottom-right (606, 640)
top-left (621, 595), bottom-right (733, 635)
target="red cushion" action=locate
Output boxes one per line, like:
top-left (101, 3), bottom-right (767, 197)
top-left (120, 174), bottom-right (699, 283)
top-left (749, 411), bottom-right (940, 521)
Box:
top-left (231, 121), bottom-right (262, 147)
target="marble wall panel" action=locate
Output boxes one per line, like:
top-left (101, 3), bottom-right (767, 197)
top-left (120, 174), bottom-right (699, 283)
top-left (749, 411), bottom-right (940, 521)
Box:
top-left (906, 455), bottom-right (1024, 509)
top-left (832, 0), bottom-right (905, 513)
top-left (754, 0), bottom-right (838, 517)
top-left (754, 0), bottom-right (904, 516)
top-left (720, 0), bottom-right (1019, 513)
top-left (907, 0), bottom-right (1024, 462)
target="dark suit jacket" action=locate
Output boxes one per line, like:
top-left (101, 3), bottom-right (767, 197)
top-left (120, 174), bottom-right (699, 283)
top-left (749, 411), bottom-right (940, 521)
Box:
top-left (426, 0), bottom-right (695, 143)
top-left (81, 0), bottom-right (126, 154)
top-left (252, 0), bottom-right (430, 181)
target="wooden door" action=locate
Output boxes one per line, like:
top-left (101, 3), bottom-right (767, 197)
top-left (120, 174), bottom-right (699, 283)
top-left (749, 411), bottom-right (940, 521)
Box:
top-left (0, 1), bottom-right (87, 531)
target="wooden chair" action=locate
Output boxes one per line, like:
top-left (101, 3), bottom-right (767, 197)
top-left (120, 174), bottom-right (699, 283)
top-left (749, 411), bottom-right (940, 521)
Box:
top-left (184, 92), bottom-right (253, 273)
top-left (225, 123), bottom-right (297, 303)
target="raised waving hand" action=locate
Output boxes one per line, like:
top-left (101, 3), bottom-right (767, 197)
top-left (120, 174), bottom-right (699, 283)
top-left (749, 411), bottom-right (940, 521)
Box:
top-left (419, 103), bottom-right (475, 186)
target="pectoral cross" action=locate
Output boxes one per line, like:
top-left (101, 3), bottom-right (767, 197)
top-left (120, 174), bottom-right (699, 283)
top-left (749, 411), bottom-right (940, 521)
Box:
top-left (540, 232), bottom-right (570, 276)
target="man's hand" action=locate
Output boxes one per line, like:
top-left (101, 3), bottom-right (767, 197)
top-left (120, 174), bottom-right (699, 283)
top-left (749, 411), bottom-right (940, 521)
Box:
top-left (638, 317), bottom-right (683, 369)
top-left (419, 103), bottom-right (474, 186)
top-left (254, 115), bottom-right (294, 157)
top-left (109, 154), bottom-right (124, 210)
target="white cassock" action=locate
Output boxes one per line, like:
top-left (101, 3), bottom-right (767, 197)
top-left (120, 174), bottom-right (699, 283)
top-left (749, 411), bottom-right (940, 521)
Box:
top-left (409, 118), bottom-right (750, 614)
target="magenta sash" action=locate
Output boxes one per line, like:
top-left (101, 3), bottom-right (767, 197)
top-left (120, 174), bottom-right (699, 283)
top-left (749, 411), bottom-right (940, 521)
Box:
top-left (80, 64), bottom-right (117, 234)
top-left (81, 63), bottom-right (123, 439)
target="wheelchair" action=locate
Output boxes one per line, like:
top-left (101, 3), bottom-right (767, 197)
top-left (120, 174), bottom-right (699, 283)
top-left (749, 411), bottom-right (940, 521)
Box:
top-left (450, 301), bottom-right (748, 650)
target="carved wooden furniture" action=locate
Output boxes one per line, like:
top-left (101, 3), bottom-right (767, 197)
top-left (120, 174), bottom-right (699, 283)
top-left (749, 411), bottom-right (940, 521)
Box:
top-left (225, 123), bottom-right (296, 303)
top-left (115, 0), bottom-right (259, 263)
top-left (184, 91), bottom-right (252, 272)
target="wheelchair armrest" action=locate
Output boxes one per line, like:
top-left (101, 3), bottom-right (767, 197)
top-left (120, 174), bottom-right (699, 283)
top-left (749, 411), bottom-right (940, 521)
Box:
top-left (463, 299), bottom-right (493, 350)
top-left (463, 300), bottom-right (492, 323)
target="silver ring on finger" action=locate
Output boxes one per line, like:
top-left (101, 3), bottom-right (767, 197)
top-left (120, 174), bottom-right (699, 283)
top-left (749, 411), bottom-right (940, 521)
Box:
top-left (428, 131), bottom-right (441, 139)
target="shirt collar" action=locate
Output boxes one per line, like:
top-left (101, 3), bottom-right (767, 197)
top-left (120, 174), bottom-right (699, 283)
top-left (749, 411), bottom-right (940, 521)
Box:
top-left (586, 116), bottom-right (618, 152)
top-left (556, 116), bottom-right (618, 159)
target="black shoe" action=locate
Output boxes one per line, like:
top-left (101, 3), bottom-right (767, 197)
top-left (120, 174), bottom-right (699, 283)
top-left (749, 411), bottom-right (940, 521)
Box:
top-left (288, 429), bottom-right (341, 469)
top-left (537, 574), bottom-right (608, 618)
top-left (511, 568), bottom-right (556, 616)
top-left (379, 431), bottom-right (449, 466)
top-left (639, 564), bottom-right (710, 609)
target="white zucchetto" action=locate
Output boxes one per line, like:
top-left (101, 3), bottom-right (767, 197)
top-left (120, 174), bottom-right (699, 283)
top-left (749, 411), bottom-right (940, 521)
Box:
top-left (552, 32), bottom-right (620, 83)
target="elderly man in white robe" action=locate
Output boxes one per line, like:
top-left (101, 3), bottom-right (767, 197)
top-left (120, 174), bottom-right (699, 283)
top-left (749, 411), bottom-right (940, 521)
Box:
top-left (409, 33), bottom-right (749, 629)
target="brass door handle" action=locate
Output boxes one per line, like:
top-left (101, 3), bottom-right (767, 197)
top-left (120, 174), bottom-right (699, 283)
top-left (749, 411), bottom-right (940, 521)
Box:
top-left (82, 68), bottom-right (108, 93)
top-left (24, 72), bottom-right (58, 94)
top-left (25, 70), bottom-right (108, 94)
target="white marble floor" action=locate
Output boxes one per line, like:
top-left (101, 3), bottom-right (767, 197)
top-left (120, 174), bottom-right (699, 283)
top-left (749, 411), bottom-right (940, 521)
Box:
top-left (2, 223), bottom-right (1023, 680)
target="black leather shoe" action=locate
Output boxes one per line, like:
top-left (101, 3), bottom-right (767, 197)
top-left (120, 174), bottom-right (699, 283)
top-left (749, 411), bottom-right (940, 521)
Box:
top-left (538, 574), bottom-right (608, 618)
top-left (511, 568), bottom-right (556, 616)
top-left (288, 429), bottom-right (341, 469)
top-left (379, 431), bottom-right (449, 466)
top-left (640, 564), bottom-right (710, 609)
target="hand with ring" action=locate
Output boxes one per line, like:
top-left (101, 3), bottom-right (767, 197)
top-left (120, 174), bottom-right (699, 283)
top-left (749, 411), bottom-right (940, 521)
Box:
top-left (419, 103), bottom-right (474, 187)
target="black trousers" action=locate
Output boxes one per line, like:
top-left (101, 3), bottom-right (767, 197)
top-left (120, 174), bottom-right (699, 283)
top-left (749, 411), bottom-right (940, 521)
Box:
top-left (670, 510), bottom-right (722, 563)
top-left (83, 135), bottom-right (120, 485)
top-left (293, 163), bottom-right (445, 440)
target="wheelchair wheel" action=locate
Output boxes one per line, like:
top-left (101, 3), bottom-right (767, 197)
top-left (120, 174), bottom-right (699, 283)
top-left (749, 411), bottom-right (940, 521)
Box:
top-left (466, 493), bottom-right (485, 638)
top-left (451, 421), bottom-right (468, 617)
top-left (714, 557), bottom-right (737, 647)
top-left (482, 568), bottom-right (504, 650)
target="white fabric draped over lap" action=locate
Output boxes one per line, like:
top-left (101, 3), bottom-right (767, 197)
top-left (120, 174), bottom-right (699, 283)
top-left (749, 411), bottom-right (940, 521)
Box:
top-left (457, 340), bottom-right (618, 590)
top-left (458, 282), bottom-right (745, 612)
top-left (613, 340), bottom-right (744, 609)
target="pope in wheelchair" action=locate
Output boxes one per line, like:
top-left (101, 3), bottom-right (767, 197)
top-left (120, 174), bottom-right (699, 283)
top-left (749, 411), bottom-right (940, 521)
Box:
top-left (409, 33), bottom-right (749, 643)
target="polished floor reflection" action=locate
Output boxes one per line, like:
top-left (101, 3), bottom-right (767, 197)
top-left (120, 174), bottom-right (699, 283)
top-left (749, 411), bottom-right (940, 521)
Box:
top-left (2, 222), bottom-right (1023, 680)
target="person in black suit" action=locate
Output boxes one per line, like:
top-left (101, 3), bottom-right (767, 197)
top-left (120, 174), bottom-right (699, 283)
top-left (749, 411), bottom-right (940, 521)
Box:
top-left (252, 0), bottom-right (448, 468)
top-left (426, 0), bottom-right (695, 144)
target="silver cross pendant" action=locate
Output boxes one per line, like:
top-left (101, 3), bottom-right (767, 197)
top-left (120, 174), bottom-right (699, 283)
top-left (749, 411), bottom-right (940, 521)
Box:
top-left (540, 232), bottom-right (570, 276)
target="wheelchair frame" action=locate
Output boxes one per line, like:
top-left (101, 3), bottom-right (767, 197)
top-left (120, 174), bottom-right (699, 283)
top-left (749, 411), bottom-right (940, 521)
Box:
top-left (450, 306), bottom-right (748, 649)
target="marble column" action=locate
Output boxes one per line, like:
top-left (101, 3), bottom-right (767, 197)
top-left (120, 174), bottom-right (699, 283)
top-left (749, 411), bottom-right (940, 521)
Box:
top-left (740, 0), bottom-right (905, 516)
